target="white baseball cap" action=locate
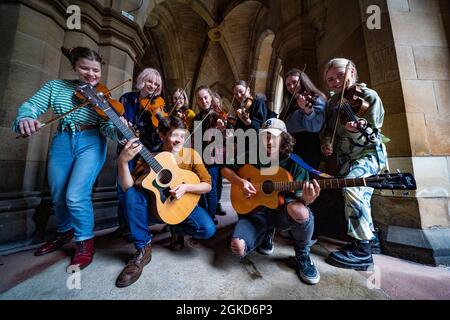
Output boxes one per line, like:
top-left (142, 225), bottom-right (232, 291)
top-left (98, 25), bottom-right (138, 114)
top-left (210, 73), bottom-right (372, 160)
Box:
top-left (260, 118), bottom-right (287, 136)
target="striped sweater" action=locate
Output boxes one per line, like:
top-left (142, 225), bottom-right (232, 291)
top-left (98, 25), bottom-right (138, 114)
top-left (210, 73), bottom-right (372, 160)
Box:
top-left (12, 79), bottom-right (120, 140)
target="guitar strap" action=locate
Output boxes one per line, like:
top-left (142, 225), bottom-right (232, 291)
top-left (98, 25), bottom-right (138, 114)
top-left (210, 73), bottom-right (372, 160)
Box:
top-left (289, 153), bottom-right (334, 178)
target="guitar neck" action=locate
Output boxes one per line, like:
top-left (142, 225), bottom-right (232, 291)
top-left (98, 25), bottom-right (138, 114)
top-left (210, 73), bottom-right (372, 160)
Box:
top-left (102, 106), bottom-right (162, 173)
top-left (274, 177), bottom-right (366, 192)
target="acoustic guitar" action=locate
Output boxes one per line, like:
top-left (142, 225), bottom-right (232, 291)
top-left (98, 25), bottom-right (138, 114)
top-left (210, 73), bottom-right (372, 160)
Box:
top-left (231, 164), bottom-right (417, 214)
top-left (76, 83), bottom-right (200, 225)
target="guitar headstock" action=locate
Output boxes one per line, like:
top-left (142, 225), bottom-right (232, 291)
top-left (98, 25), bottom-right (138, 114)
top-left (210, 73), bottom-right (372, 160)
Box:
top-left (366, 171), bottom-right (417, 191)
top-left (76, 83), bottom-right (109, 111)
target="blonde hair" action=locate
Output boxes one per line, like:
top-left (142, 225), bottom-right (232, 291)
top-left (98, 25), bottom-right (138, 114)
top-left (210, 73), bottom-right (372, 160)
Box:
top-left (136, 68), bottom-right (162, 95)
top-left (172, 88), bottom-right (189, 106)
top-left (323, 58), bottom-right (358, 84)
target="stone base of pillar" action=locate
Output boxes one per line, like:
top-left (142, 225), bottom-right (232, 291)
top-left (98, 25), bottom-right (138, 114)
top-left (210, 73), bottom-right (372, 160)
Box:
top-left (379, 224), bottom-right (450, 266)
top-left (0, 188), bottom-right (119, 254)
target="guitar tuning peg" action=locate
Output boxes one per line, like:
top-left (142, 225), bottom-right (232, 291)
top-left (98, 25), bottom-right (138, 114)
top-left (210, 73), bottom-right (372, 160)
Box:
top-left (384, 170), bottom-right (390, 174)
top-left (391, 190), bottom-right (395, 195)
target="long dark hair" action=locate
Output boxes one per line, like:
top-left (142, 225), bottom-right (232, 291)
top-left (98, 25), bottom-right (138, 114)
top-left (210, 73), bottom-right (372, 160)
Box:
top-left (61, 46), bottom-right (105, 69)
top-left (285, 68), bottom-right (326, 100)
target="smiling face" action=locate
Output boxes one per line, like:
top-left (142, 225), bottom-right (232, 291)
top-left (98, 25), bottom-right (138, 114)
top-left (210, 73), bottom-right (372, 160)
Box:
top-left (233, 84), bottom-right (250, 103)
top-left (325, 66), bottom-right (356, 94)
top-left (173, 92), bottom-right (186, 109)
top-left (141, 75), bottom-right (160, 97)
top-left (196, 89), bottom-right (212, 111)
top-left (285, 75), bottom-right (301, 95)
top-left (161, 128), bottom-right (186, 154)
top-left (74, 58), bottom-right (102, 86)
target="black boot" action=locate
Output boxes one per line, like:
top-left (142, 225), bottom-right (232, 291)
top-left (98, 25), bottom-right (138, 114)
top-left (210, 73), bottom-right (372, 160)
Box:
top-left (371, 229), bottom-right (382, 254)
top-left (215, 203), bottom-right (227, 216)
top-left (326, 240), bottom-right (373, 271)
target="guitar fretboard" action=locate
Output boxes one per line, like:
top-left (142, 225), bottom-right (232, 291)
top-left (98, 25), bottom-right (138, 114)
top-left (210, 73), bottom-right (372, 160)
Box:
top-left (82, 85), bottom-right (163, 173)
top-left (273, 177), bottom-right (366, 192)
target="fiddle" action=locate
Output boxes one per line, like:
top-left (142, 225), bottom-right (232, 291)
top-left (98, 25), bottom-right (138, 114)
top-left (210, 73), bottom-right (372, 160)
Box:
top-left (210, 98), bottom-right (230, 130)
top-left (75, 83), bottom-right (125, 120)
top-left (140, 95), bottom-right (168, 128)
top-left (294, 89), bottom-right (315, 109)
top-left (234, 96), bottom-right (253, 123)
top-left (331, 62), bottom-right (378, 144)
top-left (16, 79), bottom-right (131, 139)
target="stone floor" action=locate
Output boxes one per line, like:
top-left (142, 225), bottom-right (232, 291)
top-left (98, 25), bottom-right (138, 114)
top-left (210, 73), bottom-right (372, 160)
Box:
top-left (0, 185), bottom-right (449, 300)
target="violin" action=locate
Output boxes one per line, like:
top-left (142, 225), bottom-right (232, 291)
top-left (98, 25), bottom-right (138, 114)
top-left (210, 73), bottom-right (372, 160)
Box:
top-left (234, 96), bottom-right (253, 123)
top-left (294, 90), bottom-right (316, 109)
top-left (75, 83), bottom-right (125, 120)
top-left (140, 95), bottom-right (168, 128)
top-left (336, 83), bottom-right (377, 143)
top-left (210, 100), bottom-right (231, 130)
top-left (16, 79), bottom-right (131, 139)
top-left (340, 84), bottom-right (369, 121)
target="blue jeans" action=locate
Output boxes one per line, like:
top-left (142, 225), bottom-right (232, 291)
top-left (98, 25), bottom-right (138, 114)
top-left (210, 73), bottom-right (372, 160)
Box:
top-left (116, 158), bottom-right (138, 227)
top-left (232, 204), bottom-right (314, 258)
top-left (47, 129), bottom-right (107, 241)
top-left (199, 165), bottom-right (220, 219)
top-left (124, 186), bottom-right (216, 249)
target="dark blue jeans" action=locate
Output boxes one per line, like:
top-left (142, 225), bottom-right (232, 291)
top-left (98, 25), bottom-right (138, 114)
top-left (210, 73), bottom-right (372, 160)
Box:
top-left (124, 186), bottom-right (216, 249)
top-left (116, 158), bottom-right (138, 227)
top-left (232, 204), bottom-right (315, 258)
top-left (199, 165), bottom-right (220, 219)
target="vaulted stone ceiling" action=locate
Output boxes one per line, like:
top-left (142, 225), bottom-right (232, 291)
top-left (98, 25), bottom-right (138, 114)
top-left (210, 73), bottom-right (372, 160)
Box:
top-left (139, 0), bottom-right (272, 110)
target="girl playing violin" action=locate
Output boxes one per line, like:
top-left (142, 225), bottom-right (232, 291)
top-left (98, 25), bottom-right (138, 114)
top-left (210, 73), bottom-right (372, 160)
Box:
top-left (189, 85), bottom-right (224, 223)
top-left (111, 68), bottom-right (164, 240)
top-left (171, 88), bottom-right (195, 129)
top-left (12, 46), bottom-right (121, 271)
top-left (232, 80), bottom-right (270, 131)
top-left (282, 68), bottom-right (327, 170)
top-left (321, 58), bottom-right (388, 271)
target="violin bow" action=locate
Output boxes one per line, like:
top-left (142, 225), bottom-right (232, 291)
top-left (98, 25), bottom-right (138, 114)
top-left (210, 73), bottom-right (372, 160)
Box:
top-left (330, 61), bottom-right (352, 147)
top-left (16, 79), bottom-right (131, 139)
top-left (279, 64), bottom-right (306, 121)
top-left (168, 78), bottom-right (192, 117)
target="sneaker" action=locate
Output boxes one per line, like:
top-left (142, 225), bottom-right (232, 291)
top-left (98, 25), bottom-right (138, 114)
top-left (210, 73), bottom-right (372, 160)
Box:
top-left (297, 254), bottom-right (320, 285)
top-left (256, 229), bottom-right (275, 255)
top-left (326, 240), bottom-right (374, 271)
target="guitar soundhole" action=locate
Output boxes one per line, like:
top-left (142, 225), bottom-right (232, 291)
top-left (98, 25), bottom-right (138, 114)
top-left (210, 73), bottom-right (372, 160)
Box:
top-left (261, 181), bottom-right (274, 195)
top-left (158, 169), bottom-right (173, 185)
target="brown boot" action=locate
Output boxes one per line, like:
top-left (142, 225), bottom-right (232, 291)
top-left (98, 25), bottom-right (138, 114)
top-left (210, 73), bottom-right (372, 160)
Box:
top-left (115, 242), bottom-right (152, 288)
top-left (35, 229), bottom-right (74, 256)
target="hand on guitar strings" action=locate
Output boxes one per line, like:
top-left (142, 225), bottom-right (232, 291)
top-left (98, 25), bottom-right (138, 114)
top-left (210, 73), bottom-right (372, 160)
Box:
top-left (170, 184), bottom-right (190, 200)
top-left (240, 179), bottom-right (257, 198)
top-left (301, 180), bottom-right (321, 206)
top-left (118, 137), bottom-right (142, 164)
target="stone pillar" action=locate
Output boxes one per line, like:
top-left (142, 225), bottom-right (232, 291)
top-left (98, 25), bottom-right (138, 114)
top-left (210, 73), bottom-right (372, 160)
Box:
top-left (361, 0), bottom-right (450, 265)
top-left (0, 0), bottom-right (147, 252)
